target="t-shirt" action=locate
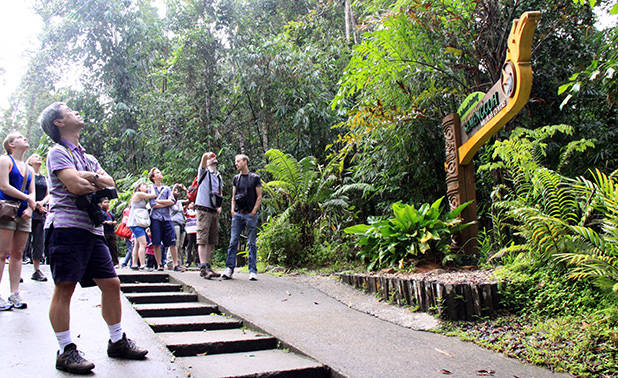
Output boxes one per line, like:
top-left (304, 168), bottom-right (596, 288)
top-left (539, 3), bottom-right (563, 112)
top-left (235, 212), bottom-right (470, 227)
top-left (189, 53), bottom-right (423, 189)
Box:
top-left (103, 210), bottom-right (115, 235)
top-left (32, 174), bottom-right (48, 220)
top-left (185, 208), bottom-right (197, 234)
top-left (170, 201), bottom-right (185, 225)
top-left (148, 184), bottom-right (174, 221)
top-left (44, 140), bottom-right (106, 236)
top-left (232, 172), bottom-right (261, 212)
top-left (196, 168), bottom-right (222, 209)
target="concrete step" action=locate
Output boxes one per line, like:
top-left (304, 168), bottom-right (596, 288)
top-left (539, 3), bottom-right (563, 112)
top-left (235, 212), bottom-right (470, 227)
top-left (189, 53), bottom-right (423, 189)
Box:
top-left (158, 329), bottom-right (278, 357)
top-left (125, 292), bottom-right (198, 304)
top-left (117, 271), bottom-right (169, 283)
top-left (146, 314), bottom-right (243, 332)
top-left (121, 283), bottom-right (183, 293)
top-left (177, 349), bottom-right (329, 378)
top-left (134, 302), bottom-right (219, 318)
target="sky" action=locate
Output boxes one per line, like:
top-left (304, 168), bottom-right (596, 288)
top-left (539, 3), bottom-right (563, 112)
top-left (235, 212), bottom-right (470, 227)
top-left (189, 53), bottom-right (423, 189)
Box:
top-left (0, 0), bottom-right (167, 110)
top-left (0, 1), bottom-right (616, 111)
top-left (0, 0), bottom-right (43, 109)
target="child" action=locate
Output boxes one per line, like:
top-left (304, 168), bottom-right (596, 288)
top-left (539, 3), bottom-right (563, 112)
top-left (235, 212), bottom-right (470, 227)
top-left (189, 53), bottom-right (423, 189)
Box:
top-left (184, 203), bottom-right (197, 267)
top-left (144, 229), bottom-right (157, 271)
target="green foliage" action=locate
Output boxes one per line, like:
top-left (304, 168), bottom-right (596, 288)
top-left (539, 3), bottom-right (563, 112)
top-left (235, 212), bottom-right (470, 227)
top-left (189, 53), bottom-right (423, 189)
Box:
top-left (344, 198), bottom-right (471, 271)
top-left (258, 149), bottom-right (364, 267)
top-left (560, 2), bottom-right (617, 110)
top-left (438, 309), bottom-right (618, 375)
top-left (332, 0), bottom-right (476, 112)
top-left (258, 207), bottom-right (307, 267)
top-left (555, 169), bottom-right (618, 292)
top-left (494, 256), bottom-right (614, 317)
top-left (483, 125), bottom-right (617, 294)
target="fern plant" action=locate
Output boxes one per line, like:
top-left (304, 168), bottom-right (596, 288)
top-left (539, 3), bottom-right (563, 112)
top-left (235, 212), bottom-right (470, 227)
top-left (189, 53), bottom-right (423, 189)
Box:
top-left (483, 126), bottom-right (616, 293)
top-left (258, 149), bottom-right (371, 267)
top-left (555, 169), bottom-right (618, 292)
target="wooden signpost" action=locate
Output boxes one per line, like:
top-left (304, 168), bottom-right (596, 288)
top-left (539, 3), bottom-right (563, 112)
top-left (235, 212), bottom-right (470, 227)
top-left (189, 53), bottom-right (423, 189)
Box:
top-left (443, 11), bottom-right (541, 254)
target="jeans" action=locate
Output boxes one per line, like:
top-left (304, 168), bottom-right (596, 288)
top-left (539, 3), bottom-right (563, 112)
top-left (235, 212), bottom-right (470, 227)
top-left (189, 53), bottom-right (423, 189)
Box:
top-left (226, 212), bottom-right (258, 274)
top-left (173, 223), bottom-right (186, 265)
top-left (161, 246), bottom-right (168, 266)
top-left (122, 239), bottom-right (133, 267)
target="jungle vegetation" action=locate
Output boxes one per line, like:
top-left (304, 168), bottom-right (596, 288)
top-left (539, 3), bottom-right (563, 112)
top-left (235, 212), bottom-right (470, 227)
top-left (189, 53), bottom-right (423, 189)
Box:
top-left (2, 0), bottom-right (616, 375)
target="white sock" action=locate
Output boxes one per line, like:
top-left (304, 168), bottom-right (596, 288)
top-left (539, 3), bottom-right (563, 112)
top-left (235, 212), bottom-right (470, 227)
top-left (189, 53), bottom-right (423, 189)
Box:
top-left (108, 322), bottom-right (123, 343)
top-left (56, 330), bottom-right (72, 353)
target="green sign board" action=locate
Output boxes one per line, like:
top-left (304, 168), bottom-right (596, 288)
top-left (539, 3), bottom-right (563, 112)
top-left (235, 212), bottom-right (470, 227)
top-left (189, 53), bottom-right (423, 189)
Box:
top-left (457, 92), bottom-right (485, 122)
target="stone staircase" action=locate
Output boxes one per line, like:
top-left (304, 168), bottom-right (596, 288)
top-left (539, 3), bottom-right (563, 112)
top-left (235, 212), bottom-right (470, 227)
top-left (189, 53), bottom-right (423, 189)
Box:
top-left (118, 272), bottom-right (329, 377)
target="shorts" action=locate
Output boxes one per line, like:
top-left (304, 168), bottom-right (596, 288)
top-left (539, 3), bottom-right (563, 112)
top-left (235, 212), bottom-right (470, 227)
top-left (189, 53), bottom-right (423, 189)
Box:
top-left (150, 219), bottom-right (176, 247)
top-left (196, 208), bottom-right (219, 245)
top-left (129, 226), bottom-right (146, 239)
top-left (45, 227), bottom-right (117, 288)
top-left (0, 214), bottom-right (32, 232)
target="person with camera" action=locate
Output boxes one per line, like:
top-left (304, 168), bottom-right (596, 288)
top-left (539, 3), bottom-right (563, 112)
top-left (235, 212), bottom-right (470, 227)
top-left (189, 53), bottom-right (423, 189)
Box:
top-left (147, 167), bottom-right (183, 271)
top-left (222, 154), bottom-right (262, 281)
top-left (0, 132), bottom-right (35, 311)
top-left (195, 152), bottom-right (223, 279)
top-left (40, 102), bottom-right (147, 375)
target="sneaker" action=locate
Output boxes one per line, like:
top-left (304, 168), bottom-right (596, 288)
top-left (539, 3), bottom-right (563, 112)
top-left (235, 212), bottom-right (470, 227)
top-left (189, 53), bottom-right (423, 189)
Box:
top-left (107, 333), bottom-right (148, 360)
top-left (56, 343), bottom-right (95, 374)
top-left (249, 272), bottom-right (258, 281)
top-left (221, 267), bottom-right (233, 280)
top-left (166, 261), bottom-right (173, 270)
top-left (173, 265), bottom-right (185, 272)
top-left (130, 266), bottom-right (140, 271)
top-left (157, 266), bottom-right (164, 271)
top-left (0, 296), bottom-right (13, 311)
top-left (8, 292), bottom-right (27, 309)
top-left (208, 267), bottom-right (221, 278)
top-left (31, 269), bottom-right (48, 282)
top-left (199, 264), bottom-right (209, 278)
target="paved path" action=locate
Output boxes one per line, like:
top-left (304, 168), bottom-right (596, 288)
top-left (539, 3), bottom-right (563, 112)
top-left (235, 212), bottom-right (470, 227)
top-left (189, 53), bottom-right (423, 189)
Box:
top-left (1, 264), bottom-right (184, 377)
top-left (168, 270), bottom-right (568, 378)
top-left (2, 264), bottom-right (568, 377)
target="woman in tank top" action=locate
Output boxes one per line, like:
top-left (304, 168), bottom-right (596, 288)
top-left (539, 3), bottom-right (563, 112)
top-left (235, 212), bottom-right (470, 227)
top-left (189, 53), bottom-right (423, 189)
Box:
top-left (126, 182), bottom-right (155, 269)
top-left (0, 132), bottom-right (35, 310)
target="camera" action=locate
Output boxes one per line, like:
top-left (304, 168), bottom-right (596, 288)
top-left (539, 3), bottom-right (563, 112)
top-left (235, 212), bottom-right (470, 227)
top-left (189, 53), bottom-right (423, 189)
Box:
top-left (76, 188), bottom-right (118, 226)
top-left (234, 192), bottom-right (248, 209)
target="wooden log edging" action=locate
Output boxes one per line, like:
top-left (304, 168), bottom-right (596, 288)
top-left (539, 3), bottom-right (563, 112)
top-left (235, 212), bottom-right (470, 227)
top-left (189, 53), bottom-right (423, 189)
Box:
top-left (336, 273), bottom-right (499, 321)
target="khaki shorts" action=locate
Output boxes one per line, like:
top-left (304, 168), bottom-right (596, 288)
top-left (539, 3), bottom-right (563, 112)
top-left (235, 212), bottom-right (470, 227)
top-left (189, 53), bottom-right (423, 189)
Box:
top-left (196, 208), bottom-right (219, 245)
top-left (0, 215), bottom-right (32, 232)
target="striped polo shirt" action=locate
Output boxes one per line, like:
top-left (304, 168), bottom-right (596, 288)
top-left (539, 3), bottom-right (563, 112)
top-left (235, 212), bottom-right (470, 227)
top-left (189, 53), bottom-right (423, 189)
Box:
top-left (44, 140), bottom-right (106, 236)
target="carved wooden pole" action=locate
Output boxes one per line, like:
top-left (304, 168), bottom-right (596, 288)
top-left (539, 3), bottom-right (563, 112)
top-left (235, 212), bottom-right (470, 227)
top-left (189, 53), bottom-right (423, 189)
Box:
top-left (443, 113), bottom-right (478, 255)
top-left (442, 11), bottom-right (540, 255)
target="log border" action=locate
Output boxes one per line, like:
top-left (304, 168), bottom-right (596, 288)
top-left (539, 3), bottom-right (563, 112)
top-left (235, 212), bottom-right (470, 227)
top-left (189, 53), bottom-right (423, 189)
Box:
top-left (337, 273), bottom-right (499, 321)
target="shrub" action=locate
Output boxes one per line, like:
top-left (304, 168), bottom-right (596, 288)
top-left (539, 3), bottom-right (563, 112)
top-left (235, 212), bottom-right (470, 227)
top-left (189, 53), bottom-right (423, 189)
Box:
top-left (258, 208), bottom-right (307, 267)
top-left (344, 197), bottom-right (471, 270)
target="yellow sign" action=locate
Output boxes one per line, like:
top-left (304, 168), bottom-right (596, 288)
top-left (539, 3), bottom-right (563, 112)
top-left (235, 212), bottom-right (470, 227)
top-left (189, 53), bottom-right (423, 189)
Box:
top-left (458, 11), bottom-right (541, 165)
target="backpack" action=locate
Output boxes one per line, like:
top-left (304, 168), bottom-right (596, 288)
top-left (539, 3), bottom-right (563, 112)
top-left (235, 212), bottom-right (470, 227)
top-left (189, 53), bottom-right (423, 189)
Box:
top-left (187, 176), bottom-right (199, 203)
top-left (187, 170), bottom-right (210, 203)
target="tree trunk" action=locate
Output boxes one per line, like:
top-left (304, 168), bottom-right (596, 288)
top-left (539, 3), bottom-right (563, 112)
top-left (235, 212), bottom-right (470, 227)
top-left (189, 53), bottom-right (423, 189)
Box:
top-left (344, 0), bottom-right (351, 43)
top-left (25, 93), bottom-right (37, 141)
top-left (344, 0), bottom-right (358, 44)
